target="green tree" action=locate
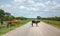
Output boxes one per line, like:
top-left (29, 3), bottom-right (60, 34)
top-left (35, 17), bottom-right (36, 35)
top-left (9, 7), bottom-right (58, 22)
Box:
top-left (37, 16), bottom-right (41, 19)
top-left (5, 12), bottom-right (11, 20)
top-left (0, 9), bottom-right (5, 24)
top-left (15, 17), bottom-right (27, 20)
top-left (4, 13), bottom-right (15, 21)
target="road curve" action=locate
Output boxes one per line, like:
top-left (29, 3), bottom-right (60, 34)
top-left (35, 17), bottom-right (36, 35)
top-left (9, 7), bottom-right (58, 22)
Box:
top-left (2, 22), bottom-right (60, 36)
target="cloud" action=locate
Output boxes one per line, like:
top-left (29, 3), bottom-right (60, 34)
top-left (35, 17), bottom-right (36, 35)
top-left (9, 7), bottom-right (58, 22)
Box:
top-left (5, 4), bottom-right (12, 7)
top-left (19, 6), bottom-right (26, 9)
top-left (0, 0), bottom-right (60, 18)
top-left (41, 1), bottom-right (60, 11)
top-left (13, 0), bottom-right (26, 3)
top-left (0, 0), bottom-right (60, 12)
top-left (0, 4), bottom-right (12, 11)
top-left (27, 0), bottom-right (35, 4)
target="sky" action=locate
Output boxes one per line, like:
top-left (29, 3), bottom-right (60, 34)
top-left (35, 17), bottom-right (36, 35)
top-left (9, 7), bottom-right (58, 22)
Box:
top-left (0, 0), bottom-right (60, 18)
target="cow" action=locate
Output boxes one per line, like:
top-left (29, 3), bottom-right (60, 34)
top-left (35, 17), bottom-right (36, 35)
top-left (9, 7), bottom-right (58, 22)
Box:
top-left (12, 20), bottom-right (20, 24)
top-left (6, 21), bottom-right (12, 28)
top-left (31, 20), bottom-right (40, 27)
top-left (6, 20), bottom-right (20, 28)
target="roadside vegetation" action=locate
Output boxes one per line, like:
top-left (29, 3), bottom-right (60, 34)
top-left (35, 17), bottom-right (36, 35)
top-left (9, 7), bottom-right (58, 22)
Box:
top-left (36, 16), bottom-right (60, 29)
top-left (0, 9), bottom-right (30, 35)
top-left (0, 20), bottom-right (30, 35)
top-left (42, 20), bottom-right (60, 29)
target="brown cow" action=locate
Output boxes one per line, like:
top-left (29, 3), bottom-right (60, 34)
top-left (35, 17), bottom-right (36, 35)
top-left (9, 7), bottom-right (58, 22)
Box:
top-left (6, 20), bottom-right (20, 28)
top-left (12, 20), bottom-right (20, 24)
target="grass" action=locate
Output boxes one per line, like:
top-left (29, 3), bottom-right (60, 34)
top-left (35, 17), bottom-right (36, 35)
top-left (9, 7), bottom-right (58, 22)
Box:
top-left (0, 20), bottom-right (30, 35)
top-left (42, 20), bottom-right (60, 29)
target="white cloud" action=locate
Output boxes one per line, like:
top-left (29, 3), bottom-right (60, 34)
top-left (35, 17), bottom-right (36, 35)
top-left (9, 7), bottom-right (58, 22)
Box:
top-left (0, 0), bottom-right (60, 18)
top-left (0, 5), bottom-right (4, 8)
top-left (0, 0), bottom-right (60, 12)
top-left (5, 4), bottom-right (12, 7)
top-left (19, 1), bottom-right (60, 11)
top-left (26, 7), bottom-right (39, 11)
top-left (33, 3), bottom-right (45, 7)
top-left (27, 0), bottom-right (35, 4)
top-left (19, 6), bottom-right (39, 11)
top-left (19, 6), bottom-right (26, 9)
top-left (13, 0), bottom-right (26, 3)
top-left (0, 4), bottom-right (11, 9)
top-left (44, 1), bottom-right (60, 11)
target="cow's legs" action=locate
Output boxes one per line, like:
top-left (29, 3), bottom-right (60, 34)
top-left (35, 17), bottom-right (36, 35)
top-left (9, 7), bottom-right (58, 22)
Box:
top-left (31, 23), bottom-right (33, 27)
top-left (36, 23), bottom-right (38, 27)
top-left (7, 23), bottom-right (12, 28)
top-left (7, 24), bottom-right (10, 28)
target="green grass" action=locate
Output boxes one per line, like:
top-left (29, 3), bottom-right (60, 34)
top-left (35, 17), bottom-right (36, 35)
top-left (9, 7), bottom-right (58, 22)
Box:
top-left (42, 20), bottom-right (60, 29)
top-left (0, 20), bottom-right (30, 35)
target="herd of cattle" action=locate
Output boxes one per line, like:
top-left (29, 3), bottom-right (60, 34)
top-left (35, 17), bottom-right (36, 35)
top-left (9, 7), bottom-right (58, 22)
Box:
top-left (5, 20), bottom-right (40, 27)
top-left (0, 19), bottom-right (40, 28)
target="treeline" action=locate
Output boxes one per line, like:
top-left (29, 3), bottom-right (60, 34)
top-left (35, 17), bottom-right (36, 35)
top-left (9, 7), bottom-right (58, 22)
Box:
top-left (37, 16), bottom-right (60, 21)
top-left (0, 9), bottom-right (27, 24)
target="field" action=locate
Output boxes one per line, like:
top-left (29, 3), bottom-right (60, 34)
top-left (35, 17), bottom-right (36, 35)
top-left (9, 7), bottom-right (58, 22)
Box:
top-left (0, 20), bottom-right (30, 35)
top-left (42, 20), bottom-right (60, 29)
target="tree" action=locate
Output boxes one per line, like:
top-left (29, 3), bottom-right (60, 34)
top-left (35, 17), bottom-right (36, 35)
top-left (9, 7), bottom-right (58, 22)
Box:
top-left (5, 12), bottom-right (11, 20)
top-left (15, 17), bottom-right (27, 20)
top-left (0, 9), bottom-right (12, 24)
top-left (4, 12), bottom-right (15, 21)
top-left (37, 16), bottom-right (41, 19)
top-left (0, 9), bottom-right (5, 24)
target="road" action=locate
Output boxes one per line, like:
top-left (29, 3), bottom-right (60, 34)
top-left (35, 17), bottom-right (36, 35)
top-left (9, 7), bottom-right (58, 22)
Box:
top-left (2, 22), bottom-right (60, 36)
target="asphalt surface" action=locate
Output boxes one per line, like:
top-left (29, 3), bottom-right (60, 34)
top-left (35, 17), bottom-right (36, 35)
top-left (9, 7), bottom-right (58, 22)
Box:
top-left (2, 22), bottom-right (60, 36)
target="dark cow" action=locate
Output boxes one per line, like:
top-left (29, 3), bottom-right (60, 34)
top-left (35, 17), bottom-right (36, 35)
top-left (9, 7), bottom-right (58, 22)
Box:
top-left (31, 20), bottom-right (40, 27)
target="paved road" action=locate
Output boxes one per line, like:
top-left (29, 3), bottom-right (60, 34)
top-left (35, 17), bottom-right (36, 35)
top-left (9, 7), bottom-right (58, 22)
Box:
top-left (2, 22), bottom-right (60, 36)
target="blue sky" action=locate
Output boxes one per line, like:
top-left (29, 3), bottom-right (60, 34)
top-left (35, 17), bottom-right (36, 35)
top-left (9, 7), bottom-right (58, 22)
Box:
top-left (0, 0), bottom-right (60, 18)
